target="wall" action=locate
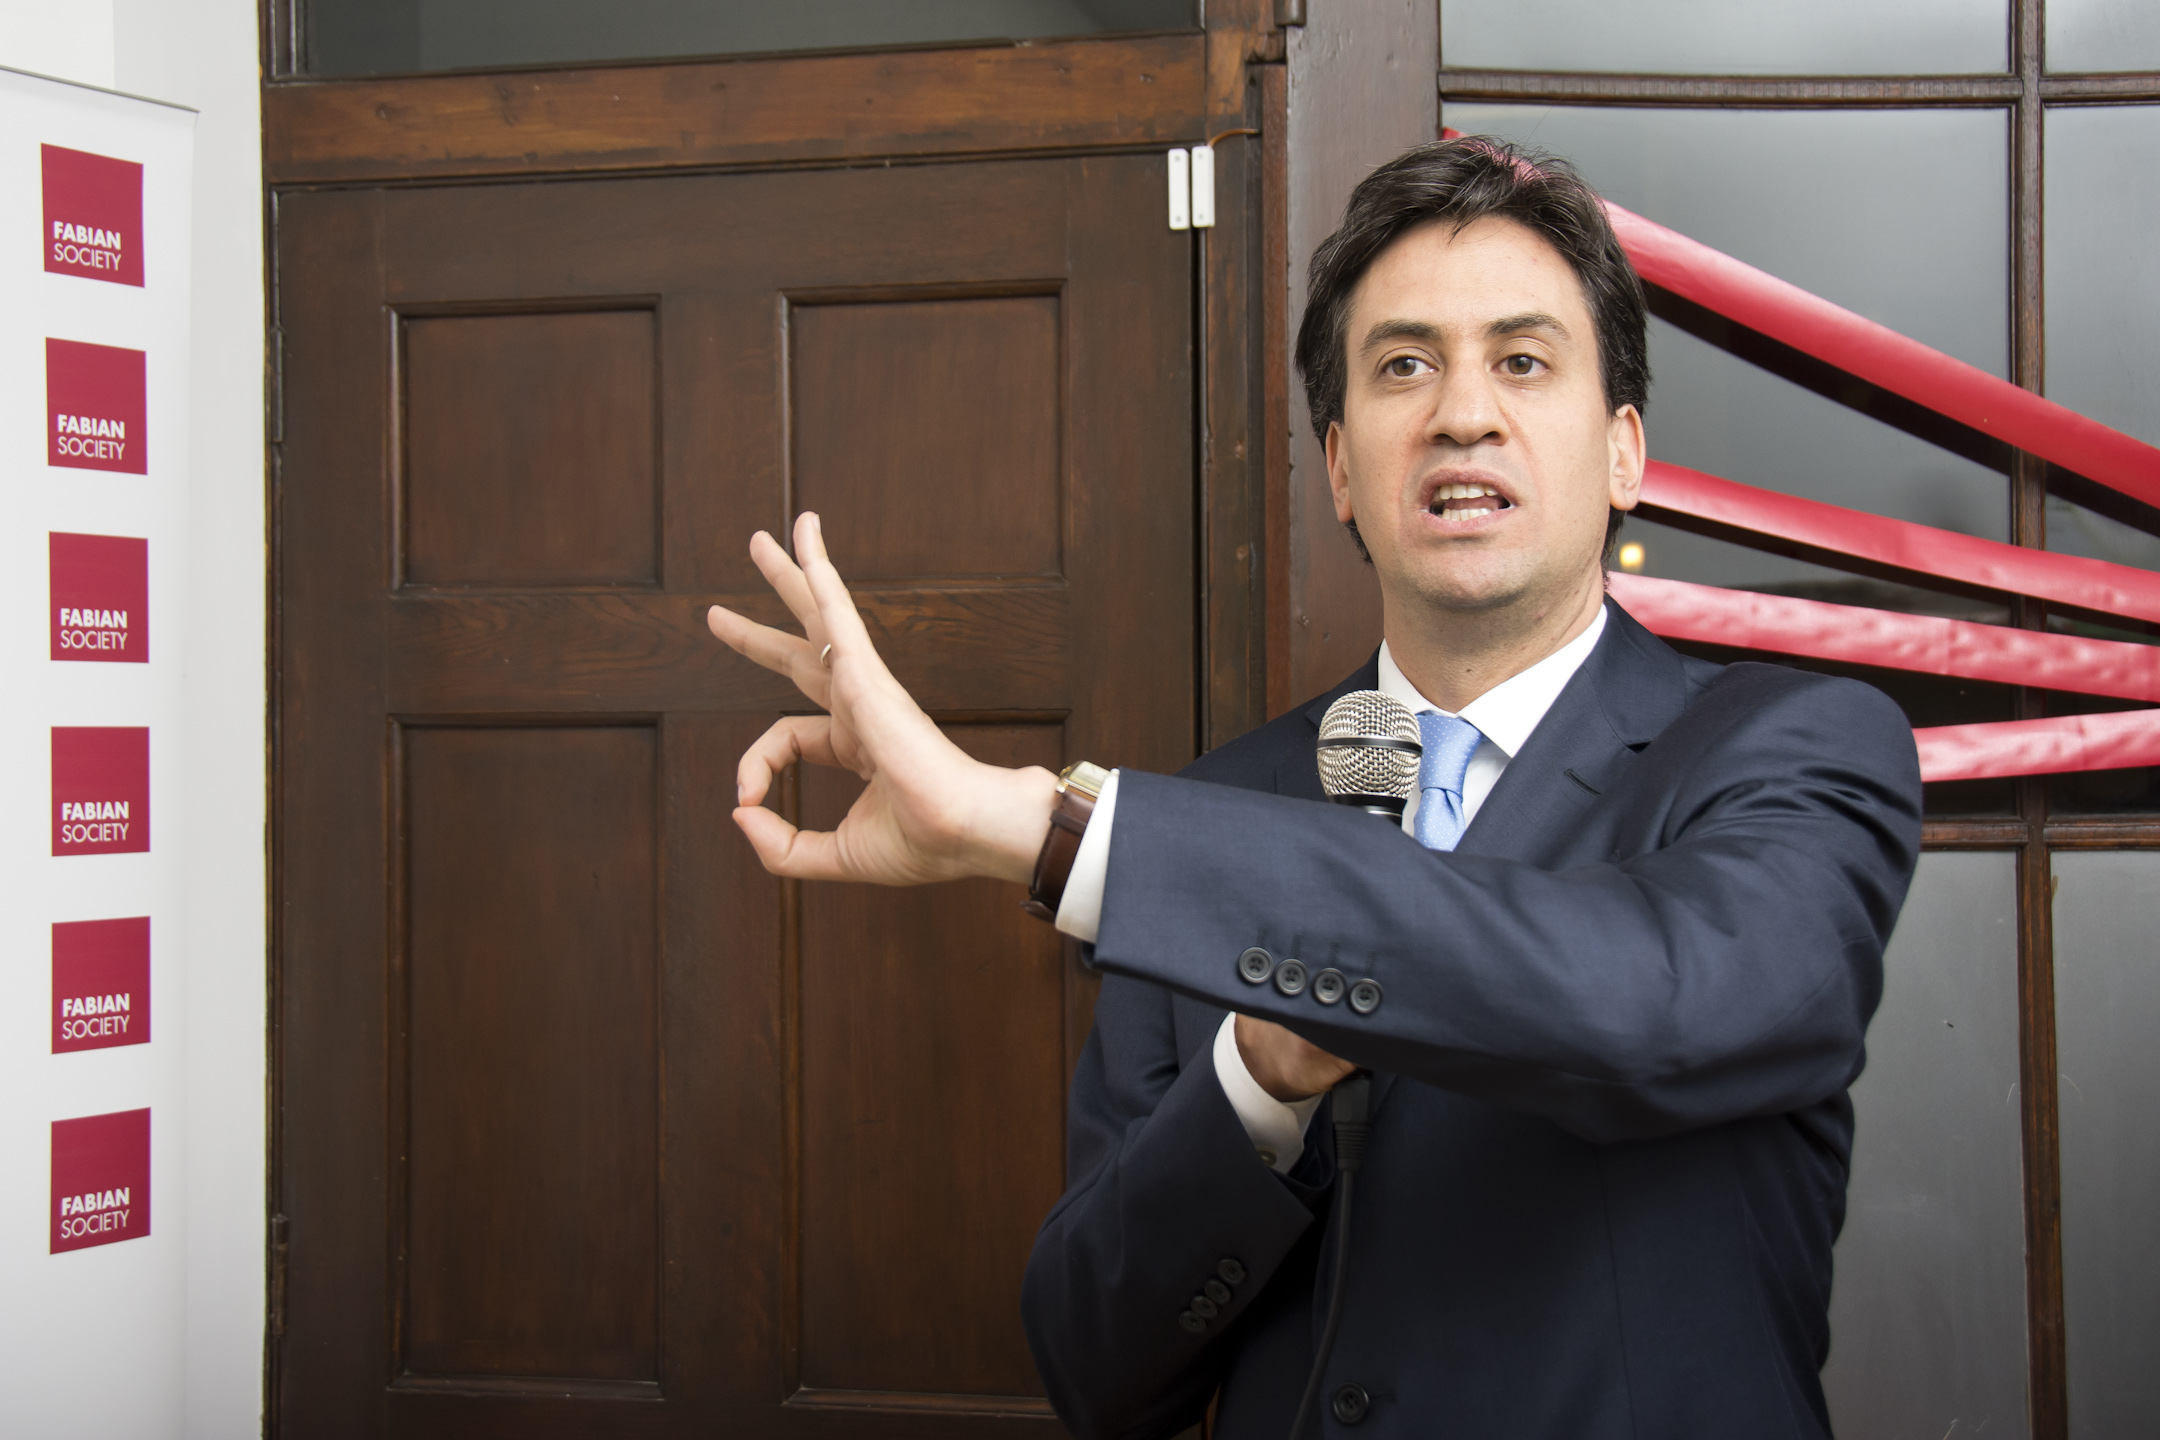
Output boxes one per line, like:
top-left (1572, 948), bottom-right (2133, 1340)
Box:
top-left (1, 4), bottom-right (267, 1437)
top-left (0, 4), bottom-right (118, 89)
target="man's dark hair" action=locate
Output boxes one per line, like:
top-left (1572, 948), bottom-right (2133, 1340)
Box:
top-left (1295, 137), bottom-right (1649, 562)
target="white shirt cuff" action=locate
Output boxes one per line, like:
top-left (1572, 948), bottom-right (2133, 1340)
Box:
top-left (1211, 1012), bottom-right (1324, 1174)
top-left (1052, 768), bottom-right (1118, 944)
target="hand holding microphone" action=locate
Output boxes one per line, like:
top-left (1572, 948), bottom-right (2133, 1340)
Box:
top-left (1235, 688), bottom-right (1422, 1100)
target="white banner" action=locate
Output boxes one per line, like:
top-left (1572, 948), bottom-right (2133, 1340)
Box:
top-left (0, 66), bottom-right (195, 1437)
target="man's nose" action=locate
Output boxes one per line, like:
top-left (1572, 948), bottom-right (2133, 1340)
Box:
top-left (1425, 364), bottom-right (1507, 449)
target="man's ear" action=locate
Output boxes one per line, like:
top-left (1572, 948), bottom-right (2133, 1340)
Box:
top-left (1325, 420), bottom-right (1355, 524)
top-left (1607, 404), bottom-right (1646, 512)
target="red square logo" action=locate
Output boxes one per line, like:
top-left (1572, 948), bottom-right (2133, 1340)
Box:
top-left (47, 339), bottom-right (147, 476)
top-left (41, 144), bottom-right (143, 287)
top-left (52, 918), bottom-right (150, 1054)
top-left (50, 533), bottom-right (147, 663)
top-left (51, 1109), bottom-right (150, 1253)
top-left (52, 727), bottom-right (149, 856)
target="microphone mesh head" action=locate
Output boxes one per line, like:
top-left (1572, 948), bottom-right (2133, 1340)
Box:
top-left (1317, 690), bottom-right (1422, 802)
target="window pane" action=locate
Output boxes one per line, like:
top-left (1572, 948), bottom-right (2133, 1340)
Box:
top-left (1440, 0), bottom-right (2007, 76)
top-left (2044, 105), bottom-right (2160, 559)
top-left (2048, 495), bottom-right (2160, 573)
top-left (2053, 851), bottom-right (2160, 1439)
top-left (2047, 0), bottom-right (2160, 73)
top-left (1825, 852), bottom-right (2029, 1440)
top-left (303, 0), bottom-right (1197, 76)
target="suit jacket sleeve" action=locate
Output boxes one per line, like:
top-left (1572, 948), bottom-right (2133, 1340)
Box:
top-left (1021, 972), bottom-right (1326, 1440)
top-left (1089, 669), bottom-right (1923, 1145)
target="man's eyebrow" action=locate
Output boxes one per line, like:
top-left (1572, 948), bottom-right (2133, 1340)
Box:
top-left (1358, 319), bottom-right (1439, 353)
top-left (1488, 311), bottom-right (1569, 339)
top-left (1357, 313), bottom-right (1571, 354)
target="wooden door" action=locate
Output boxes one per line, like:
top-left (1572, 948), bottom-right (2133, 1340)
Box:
top-left (273, 154), bottom-right (1194, 1436)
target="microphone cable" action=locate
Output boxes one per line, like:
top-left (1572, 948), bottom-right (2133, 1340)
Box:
top-left (1294, 690), bottom-right (1404, 1434)
top-left (1287, 1071), bottom-right (1372, 1440)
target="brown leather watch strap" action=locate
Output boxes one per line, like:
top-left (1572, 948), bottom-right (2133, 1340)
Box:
top-left (1022, 763), bottom-right (1106, 922)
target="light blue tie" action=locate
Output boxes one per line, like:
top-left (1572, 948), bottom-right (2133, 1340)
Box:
top-left (1414, 712), bottom-right (1483, 852)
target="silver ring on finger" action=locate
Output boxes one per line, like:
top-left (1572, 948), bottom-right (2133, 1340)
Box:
top-left (819, 643), bottom-right (833, 669)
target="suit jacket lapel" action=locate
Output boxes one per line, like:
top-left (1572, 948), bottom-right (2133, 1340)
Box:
top-left (1459, 601), bottom-right (1691, 862)
top-left (1460, 604), bottom-right (1676, 863)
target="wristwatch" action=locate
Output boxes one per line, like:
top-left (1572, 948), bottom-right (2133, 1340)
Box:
top-left (1022, 761), bottom-right (1110, 922)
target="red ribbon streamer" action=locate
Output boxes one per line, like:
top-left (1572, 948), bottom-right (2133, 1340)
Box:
top-left (1638, 460), bottom-right (2160, 628)
top-left (1608, 576), bottom-right (2160, 781)
top-left (1607, 573), bottom-right (2160, 703)
top-left (1913, 711), bottom-right (2160, 783)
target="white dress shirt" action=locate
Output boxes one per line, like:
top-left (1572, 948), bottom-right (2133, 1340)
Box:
top-left (1056, 606), bottom-right (1608, 1172)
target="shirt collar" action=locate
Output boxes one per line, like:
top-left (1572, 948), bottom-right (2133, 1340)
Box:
top-left (1376, 603), bottom-right (1609, 761)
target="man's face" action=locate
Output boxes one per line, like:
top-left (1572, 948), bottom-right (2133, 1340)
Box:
top-left (1326, 215), bottom-right (1643, 625)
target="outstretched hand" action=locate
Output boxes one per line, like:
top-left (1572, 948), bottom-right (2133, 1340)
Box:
top-left (706, 513), bottom-right (1056, 887)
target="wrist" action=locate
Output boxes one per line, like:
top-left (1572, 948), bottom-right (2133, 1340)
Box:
top-left (961, 763), bottom-right (1058, 885)
top-left (1238, 1031), bottom-right (1301, 1103)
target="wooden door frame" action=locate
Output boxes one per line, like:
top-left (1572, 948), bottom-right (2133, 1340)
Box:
top-left (257, 0), bottom-right (1294, 1419)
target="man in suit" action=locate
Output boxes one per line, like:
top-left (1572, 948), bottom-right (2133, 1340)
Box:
top-left (707, 138), bottom-right (1922, 1438)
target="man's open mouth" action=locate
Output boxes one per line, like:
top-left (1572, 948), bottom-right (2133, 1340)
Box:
top-left (1427, 481), bottom-right (1515, 521)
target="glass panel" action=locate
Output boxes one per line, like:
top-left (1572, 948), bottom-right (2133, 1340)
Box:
top-left (2052, 851), bottom-right (2160, 1439)
top-left (2047, 0), bottom-right (2160, 73)
top-left (2048, 495), bottom-right (2160, 574)
top-left (1825, 852), bottom-right (2028, 1440)
top-left (303, 0), bottom-right (1197, 76)
top-left (1440, 0), bottom-right (2007, 76)
top-left (2044, 106), bottom-right (2160, 576)
top-left (2042, 106), bottom-right (2160, 451)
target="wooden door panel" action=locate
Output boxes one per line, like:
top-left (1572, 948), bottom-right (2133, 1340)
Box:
top-left (798, 725), bottom-right (1068, 1400)
top-left (399, 723), bottom-right (661, 1383)
top-left (401, 308), bottom-right (660, 589)
top-left (278, 151), bottom-right (1192, 1437)
top-left (375, 162), bottom-right (1088, 600)
top-left (793, 295), bottom-right (1063, 583)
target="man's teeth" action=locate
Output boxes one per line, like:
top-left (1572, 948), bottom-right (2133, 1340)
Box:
top-left (1429, 482), bottom-right (1509, 517)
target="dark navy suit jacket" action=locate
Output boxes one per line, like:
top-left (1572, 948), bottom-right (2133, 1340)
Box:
top-left (1021, 601), bottom-right (1923, 1439)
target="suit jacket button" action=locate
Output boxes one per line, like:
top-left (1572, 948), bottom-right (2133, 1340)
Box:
top-left (1311, 967), bottom-right (1346, 1004)
top-left (1331, 1383), bottom-right (1370, 1424)
top-left (1178, 1310), bottom-right (1206, 1335)
top-left (1238, 947), bottom-right (1275, 984)
top-left (1218, 1257), bottom-right (1247, 1286)
top-left (1347, 978), bottom-right (1383, 1015)
top-left (1203, 1277), bottom-right (1231, 1306)
top-left (1189, 1293), bottom-right (1218, 1320)
top-left (1273, 958), bottom-right (1309, 997)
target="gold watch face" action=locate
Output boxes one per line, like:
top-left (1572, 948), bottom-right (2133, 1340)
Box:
top-left (1060, 760), bottom-right (1109, 800)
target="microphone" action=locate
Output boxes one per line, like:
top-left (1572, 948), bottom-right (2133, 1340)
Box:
top-left (1287, 693), bottom-right (1412, 1438)
top-left (1317, 690), bottom-right (1422, 819)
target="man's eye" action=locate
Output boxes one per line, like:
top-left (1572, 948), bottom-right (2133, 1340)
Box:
top-left (1384, 356), bottom-right (1429, 378)
top-left (1502, 354), bottom-right (1541, 377)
